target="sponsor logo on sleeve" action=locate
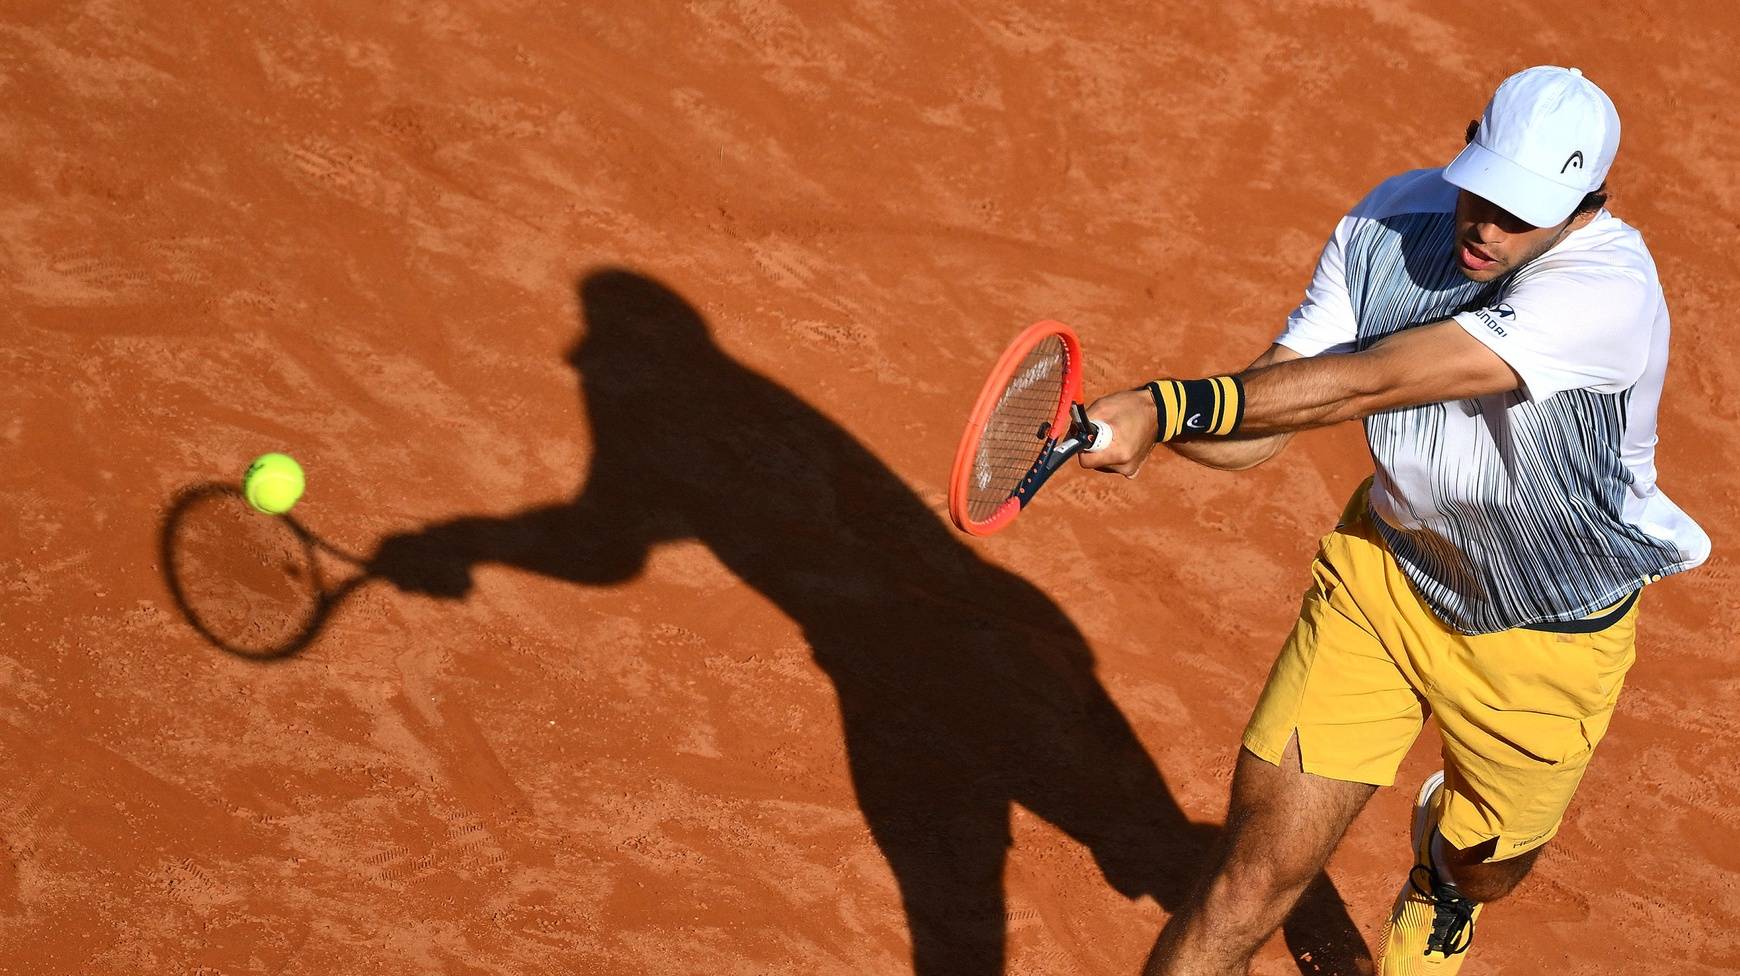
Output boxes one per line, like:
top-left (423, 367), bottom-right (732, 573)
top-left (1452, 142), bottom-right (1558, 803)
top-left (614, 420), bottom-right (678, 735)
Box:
top-left (1471, 303), bottom-right (1516, 337)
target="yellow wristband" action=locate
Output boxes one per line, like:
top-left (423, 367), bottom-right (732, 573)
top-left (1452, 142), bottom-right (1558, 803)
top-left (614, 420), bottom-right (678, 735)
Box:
top-left (1144, 375), bottom-right (1245, 441)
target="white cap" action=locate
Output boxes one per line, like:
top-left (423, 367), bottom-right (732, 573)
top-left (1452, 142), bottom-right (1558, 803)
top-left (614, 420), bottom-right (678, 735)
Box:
top-left (1443, 65), bottom-right (1620, 228)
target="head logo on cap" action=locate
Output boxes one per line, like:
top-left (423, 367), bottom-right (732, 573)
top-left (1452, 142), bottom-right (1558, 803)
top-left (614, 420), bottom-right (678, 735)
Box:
top-left (1443, 65), bottom-right (1621, 227)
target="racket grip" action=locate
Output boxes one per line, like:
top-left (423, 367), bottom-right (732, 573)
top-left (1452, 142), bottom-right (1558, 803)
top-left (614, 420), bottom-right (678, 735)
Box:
top-left (1084, 419), bottom-right (1114, 453)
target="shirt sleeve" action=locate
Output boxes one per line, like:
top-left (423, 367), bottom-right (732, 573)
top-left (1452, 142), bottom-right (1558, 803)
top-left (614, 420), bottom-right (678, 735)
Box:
top-left (1275, 216), bottom-right (1359, 357)
top-left (1451, 262), bottom-right (1654, 401)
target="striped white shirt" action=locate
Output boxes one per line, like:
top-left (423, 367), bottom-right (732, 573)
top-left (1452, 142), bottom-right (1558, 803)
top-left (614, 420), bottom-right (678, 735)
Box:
top-left (1278, 168), bottom-right (1710, 634)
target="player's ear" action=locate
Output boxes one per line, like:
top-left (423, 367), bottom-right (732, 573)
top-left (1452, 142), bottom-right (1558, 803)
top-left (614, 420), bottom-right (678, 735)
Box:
top-left (1465, 119), bottom-right (1479, 144)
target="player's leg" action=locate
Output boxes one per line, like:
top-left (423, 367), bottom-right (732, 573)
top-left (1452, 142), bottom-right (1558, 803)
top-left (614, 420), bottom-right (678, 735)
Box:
top-left (1377, 593), bottom-right (1641, 973)
top-left (1374, 770), bottom-right (1543, 972)
top-left (1149, 483), bottom-right (1429, 976)
top-left (1143, 736), bottom-right (1374, 976)
top-left (1436, 829), bottom-right (1543, 902)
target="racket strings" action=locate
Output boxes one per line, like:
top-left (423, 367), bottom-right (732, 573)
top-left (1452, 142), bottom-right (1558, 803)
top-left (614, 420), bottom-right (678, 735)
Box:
top-left (162, 484), bottom-right (333, 658)
top-left (968, 335), bottom-right (1068, 520)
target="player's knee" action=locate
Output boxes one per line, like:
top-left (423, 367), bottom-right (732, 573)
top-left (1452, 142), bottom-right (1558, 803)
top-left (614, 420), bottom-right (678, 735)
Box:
top-left (1202, 848), bottom-right (1319, 922)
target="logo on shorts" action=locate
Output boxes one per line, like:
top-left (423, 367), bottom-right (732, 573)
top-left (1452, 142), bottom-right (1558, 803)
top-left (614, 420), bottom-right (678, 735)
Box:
top-left (1512, 827), bottom-right (1555, 850)
top-left (1561, 150), bottom-right (1584, 173)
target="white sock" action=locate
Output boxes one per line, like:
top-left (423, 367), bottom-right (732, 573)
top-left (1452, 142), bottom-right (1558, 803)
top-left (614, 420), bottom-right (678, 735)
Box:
top-left (1430, 829), bottom-right (1460, 887)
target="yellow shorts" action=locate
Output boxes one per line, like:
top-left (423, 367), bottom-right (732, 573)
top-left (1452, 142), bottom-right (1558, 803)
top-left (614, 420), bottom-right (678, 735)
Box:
top-left (1243, 480), bottom-right (1639, 862)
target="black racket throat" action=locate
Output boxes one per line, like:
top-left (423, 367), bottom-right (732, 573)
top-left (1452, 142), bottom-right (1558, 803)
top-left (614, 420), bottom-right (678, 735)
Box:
top-left (1012, 403), bottom-right (1095, 509)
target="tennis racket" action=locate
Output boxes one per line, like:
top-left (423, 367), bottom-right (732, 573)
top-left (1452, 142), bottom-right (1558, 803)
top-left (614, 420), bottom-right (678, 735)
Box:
top-left (948, 320), bottom-right (1113, 535)
top-left (160, 482), bottom-right (376, 660)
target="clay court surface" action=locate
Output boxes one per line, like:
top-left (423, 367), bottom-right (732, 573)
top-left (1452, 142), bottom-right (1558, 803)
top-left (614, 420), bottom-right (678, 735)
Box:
top-left (5, 2), bottom-right (1740, 973)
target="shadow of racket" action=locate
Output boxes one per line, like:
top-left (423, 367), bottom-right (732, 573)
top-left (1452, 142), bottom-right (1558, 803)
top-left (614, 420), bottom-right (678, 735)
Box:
top-left (160, 482), bottom-right (376, 661)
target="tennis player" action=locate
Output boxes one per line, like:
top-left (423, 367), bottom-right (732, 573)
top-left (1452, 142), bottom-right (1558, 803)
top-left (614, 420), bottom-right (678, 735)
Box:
top-left (1081, 65), bottom-right (1710, 975)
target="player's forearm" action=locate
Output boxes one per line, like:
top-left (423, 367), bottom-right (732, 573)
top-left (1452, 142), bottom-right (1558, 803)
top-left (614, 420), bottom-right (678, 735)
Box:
top-left (1232, 353), bottom-right (1390, 434)
top-left (1163, 343), bottom-right (1299, 468)
top-left (1088, 343), bottom-right (1299, 473)
top-left (1166, 432), bottom-right (1292, 471)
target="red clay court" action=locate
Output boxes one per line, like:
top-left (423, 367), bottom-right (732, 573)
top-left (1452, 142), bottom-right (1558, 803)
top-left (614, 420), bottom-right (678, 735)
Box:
top-left (4, 3), bottom-right (1738, 974)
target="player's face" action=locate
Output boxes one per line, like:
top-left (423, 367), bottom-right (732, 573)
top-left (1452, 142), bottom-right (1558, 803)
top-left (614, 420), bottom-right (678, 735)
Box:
top-left (1452, 190), bottom-right (1573, 282)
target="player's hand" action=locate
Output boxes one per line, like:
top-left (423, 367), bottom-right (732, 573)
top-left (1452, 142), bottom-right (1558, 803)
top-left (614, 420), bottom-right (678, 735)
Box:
top-left (1080, 388), bottom-right (1160, 477)
top-left (371, 531), bottom-right (475, 599)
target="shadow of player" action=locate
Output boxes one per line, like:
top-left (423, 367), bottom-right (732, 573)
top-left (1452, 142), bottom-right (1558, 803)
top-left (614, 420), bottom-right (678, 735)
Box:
top-left (369, 267), bottom-right (1372, 976)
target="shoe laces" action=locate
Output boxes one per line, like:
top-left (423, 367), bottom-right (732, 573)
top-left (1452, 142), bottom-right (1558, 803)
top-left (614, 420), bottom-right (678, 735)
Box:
top-left (1409, 864), bottom-right (1476, 957)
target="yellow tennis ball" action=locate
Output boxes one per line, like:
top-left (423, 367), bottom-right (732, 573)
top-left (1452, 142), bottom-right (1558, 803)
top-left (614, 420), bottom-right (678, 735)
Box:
top-left (244, 453), bottom-right (305, 515)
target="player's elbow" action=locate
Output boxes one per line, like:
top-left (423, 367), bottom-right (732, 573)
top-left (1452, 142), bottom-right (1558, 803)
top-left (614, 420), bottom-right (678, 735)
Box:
top-left (1227, 436), bottom-right (1293, 470)
top-left (1172, 433), bottom-right (1293, 471)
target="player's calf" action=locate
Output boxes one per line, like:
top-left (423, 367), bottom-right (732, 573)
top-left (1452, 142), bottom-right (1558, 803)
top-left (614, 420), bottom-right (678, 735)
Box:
top-left (1437, 836), bottom-right (1542, 904)
top-left (1147, 838), bottom-right (1331, 976)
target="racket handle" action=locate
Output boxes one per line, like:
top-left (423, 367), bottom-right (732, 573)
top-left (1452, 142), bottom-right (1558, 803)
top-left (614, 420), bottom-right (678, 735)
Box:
top-left (1083, 419), bottom-right (1114, 453)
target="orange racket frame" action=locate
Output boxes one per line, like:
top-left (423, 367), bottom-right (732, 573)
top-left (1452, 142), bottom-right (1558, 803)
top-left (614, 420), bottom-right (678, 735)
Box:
top-left (948, 320), bottom-right (1105, 536)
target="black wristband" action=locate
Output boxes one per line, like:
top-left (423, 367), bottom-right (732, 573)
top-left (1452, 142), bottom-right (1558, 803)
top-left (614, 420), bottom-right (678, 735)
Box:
top-left (1144, 375), bottom-right (1245, 442)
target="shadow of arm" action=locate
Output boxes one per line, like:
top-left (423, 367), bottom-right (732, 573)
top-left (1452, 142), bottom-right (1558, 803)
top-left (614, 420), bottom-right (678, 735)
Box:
top-left (372, 493), bottom-right (663, 598)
